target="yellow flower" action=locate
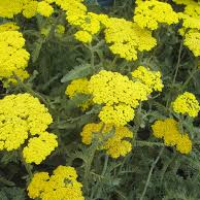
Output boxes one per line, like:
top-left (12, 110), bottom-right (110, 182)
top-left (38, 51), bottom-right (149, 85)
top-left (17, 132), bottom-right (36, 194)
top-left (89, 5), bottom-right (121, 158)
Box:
top-left (55, 0), bottom-right (87, 26)
top-left (27, 166), bottom-right (85, 200)
top-left (183, 29), bottom-right (200, 57)
top-left (131, 66), bottom-right (163, 93)
top-left (80, 122), bottom-right (133, 158)
top-left (0, 0), bottom-right (24, 18)
top-left (89, 70), bottom-right (148, 107)
top-left (74, 31), bottom-right (92, 43)
top-left (55, 25), bottom-right (65, 34)
top-left (79, 12), bottom-right (101, 35)
top-left (6, 69), bottom-right (30, 85)
top-left (152, 118), bottom-right (178, 139)
top-left (104, 18), bottom-right (156, 61)
top-left (0, 93), bottom-right (57, 163)
top-left (172, 0), bottom-right (196, 5)
top-left (176, 134), bottom-right (192, 154)
top-left (23, 132), bottom-right (58, 164)
top-left (37, 1), bottom-right (54, 17)
top-left (66, 78), bottom-right (92, 110)
top-left (105, 139), bottom-right (132, 159)
top-left (0, 30), bottom-right (30, 80)
top-left (27, 172), bottom-right (50, 199)
top-left (22, 0), bottom-right (38, 18)
top-left (66, 78), bottom-right (90, 98)
top-left (0, 22), bottom-right (19, 32)
top-left (99, 104), bottom-right (135, 126)
top-left (152, 118), bottom-right (192, 154)
top-left (172, 92), bottom-right (200, 117)
top-left (0, 0), bottom-right (39, 19)
top-left (134, 0), bottom-right (179, 30)
top-left (88, 70), bottom-right (153, 126)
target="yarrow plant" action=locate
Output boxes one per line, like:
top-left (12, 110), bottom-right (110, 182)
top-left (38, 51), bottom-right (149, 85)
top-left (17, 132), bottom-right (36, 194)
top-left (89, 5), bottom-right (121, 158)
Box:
top-left (0, 93), bottom-right (58, 164)
top-left (1, 0), bottom-right (200, 200)
top-left (27, 165), bottom-right (84, 200)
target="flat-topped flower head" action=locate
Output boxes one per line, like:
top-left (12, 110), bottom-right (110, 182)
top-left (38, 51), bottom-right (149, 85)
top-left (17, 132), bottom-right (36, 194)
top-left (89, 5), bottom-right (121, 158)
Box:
top-left (132, 66), bottom-right (163, 93)
top-left (0, 93), bottom-right (57, 164)
top-left (172, 92), bottom-right (200, 117)
top-left (27, 166), bottom-right (85, 200)
top-left (0, 28), bottom-right (30, 82)
top-left (104, 18), bottom-right (156, 61)
top-left (88, 70), bottom-right (149, 107)
top-left (152, 118), bottom-right (192, 154)
top-left (80, 122), bottom-right (134, 158)
top-left (134, 0), bottom-right (179, 30)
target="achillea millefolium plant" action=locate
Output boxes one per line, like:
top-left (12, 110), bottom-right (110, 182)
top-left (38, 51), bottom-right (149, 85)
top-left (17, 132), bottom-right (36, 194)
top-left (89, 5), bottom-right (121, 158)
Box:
top-left (1, 0), bottom-right (200, 199)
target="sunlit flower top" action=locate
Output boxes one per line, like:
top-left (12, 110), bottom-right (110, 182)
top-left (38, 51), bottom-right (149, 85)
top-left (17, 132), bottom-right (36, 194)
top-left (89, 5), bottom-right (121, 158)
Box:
top-left (104, 18), bottom-right (157, 61)
top-left (0, 93), bottom-right (58, 164)
top-left (131, 66), bottom-right (163, 93)
top-left (134, 0), bottom-right (179, 30)
top-left (152, 118), bottom-right (192, 154)
top-left (172, 92), bottom-right (200, 117)
top-left (27, 165), bottom-right (85, 200)
top-left (0, 24), bottom-right (30, 82)
top-left (88, 70), bottom-right (150, 126)
top-left (65, 78), bottom-right (92, 110)
top-left (80, 122), bottom-right (134, 158)
top-left (88, 70), bottom-right (149, 107)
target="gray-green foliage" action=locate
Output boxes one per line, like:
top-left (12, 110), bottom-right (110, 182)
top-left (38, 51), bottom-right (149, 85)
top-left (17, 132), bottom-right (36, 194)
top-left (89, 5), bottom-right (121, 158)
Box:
top-left (1, 0), bottom-right (200, 200)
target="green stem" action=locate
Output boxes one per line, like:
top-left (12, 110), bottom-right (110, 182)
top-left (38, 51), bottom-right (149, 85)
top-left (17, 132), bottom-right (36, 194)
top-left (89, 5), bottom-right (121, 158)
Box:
top-left (13, 73), bottom-right (49, 106)
top-left (83, 146), bottom-right (96, 192)
top-left (84, 124), bottom-right (105, 193)
top-left (140, 146), bottom-right (165, 200)
top-left (20, 150), bottom-right (33, 179)
top-left (172, 42), bottom-right (183, 85)
top-left (136, 141), bottom-right (164, 147)
top-left (89, 44), bottom-right (95, 68)
top-left (182, 68), bottom-right (199, 90)
top-left (101, 155), bottom-right (109, 176)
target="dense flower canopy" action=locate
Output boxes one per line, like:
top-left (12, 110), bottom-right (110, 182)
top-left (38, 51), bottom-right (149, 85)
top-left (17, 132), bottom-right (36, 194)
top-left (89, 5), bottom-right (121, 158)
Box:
top-left (0, 93), bottom-right (57, 164)
top-left (28, 166), bottom-right (85, 200)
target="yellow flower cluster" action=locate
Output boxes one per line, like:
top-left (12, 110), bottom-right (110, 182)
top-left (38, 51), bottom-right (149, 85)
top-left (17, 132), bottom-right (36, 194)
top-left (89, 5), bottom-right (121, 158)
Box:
top-left (23, 132), bottom-right (58, 164)
top-left (80, 122), bottom-right (133, 158)
top-left (55, 25), bottom-right (65, 34)
top-left (88, 70), bottom-right (150, 126)
top-left (131, 66), bottom-right (164, 93)
top-left (37, 1), bottom-right (54, 17)
top-left (66, 78), bottom-right (90, 98)
top-left (54, 0), bottom-right (100, 43)
top-left (0, 0), bottom-right (36, 18)
top-left (134, 0), bottom-right (178, 30)
top-left (74, 31), bottom-right (92, 44)
top-left (0, 25), bottom-right (30, 83)
top-left (89, 71), bottom-right (148, 107)
top-left (0, 0), bottom-right (25, 18)
top-left (173, 0), bottom-right (200, 56)
top-left (0, 93), bottom-right (58, 164)
top-left (27, 165), bottom-right (85, 200)
top-left (55, 0), bottom-right (157, 59)
top-left (104, 18), bottom-right (157, 61)
top-left (0, 22), bottom-right (19, 32)
top-left (22, 0), bottom-right (38, 18)
top-left (99, 104), bottom-right (135, 126)
top-left (174, 0), bottom-right (200, 30)
top-left (0, 0), bottom-right (55, 19)
top-left (152, 118), bottom-right (192, 154)
top-left (65, 78), bottom-right (92, 110)
top-left (172, 92), bottom-right (200, 117)
top-left (184, 30), bottom-right (200, 57)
